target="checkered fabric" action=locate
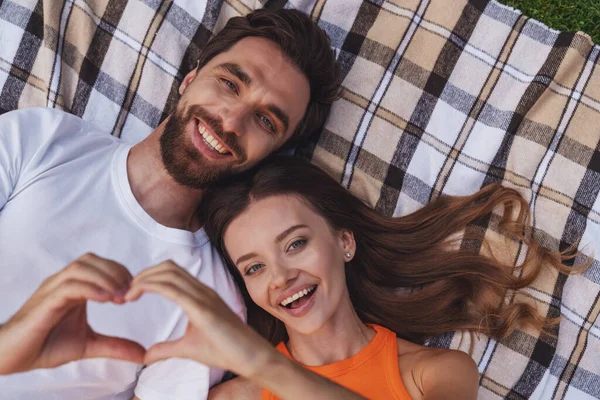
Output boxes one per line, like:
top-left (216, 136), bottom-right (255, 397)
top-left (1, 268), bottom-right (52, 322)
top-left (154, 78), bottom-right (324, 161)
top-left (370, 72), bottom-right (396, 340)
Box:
top-left (0, 0), bottom-right (598, 398)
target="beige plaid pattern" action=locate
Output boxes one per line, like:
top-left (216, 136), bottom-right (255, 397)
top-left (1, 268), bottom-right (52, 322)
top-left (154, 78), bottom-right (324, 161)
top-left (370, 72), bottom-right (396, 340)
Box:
top-left (0, 0), bottom-right (598, 398)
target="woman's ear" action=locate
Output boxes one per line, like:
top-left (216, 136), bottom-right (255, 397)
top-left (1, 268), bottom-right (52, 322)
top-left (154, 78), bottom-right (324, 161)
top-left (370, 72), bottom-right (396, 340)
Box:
top-left (179, 67), bottom-right (199, 95)
top-left (339, 230), bottom-right (356, 262)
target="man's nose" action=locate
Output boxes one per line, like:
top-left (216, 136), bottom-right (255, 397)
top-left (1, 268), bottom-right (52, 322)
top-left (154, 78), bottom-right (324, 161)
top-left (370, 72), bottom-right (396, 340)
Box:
top-left (220, 102), bottom-right (250, 137)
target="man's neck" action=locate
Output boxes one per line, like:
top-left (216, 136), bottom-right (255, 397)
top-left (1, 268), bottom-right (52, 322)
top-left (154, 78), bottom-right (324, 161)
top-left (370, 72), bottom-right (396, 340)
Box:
top-left (127, 118), bottom-right (204, 232)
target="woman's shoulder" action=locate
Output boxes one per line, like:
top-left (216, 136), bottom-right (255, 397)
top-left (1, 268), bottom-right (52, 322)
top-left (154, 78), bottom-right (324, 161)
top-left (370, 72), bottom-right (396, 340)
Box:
top-left (396, 338), bottom-right (479, 400)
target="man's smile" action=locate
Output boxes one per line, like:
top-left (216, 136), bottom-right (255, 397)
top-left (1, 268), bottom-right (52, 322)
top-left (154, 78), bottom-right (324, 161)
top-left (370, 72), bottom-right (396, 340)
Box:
top-left (191, 118), bottom-right (235, 160)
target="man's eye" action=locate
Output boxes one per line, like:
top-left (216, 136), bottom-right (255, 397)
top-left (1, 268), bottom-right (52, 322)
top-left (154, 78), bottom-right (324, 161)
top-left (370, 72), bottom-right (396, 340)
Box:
top-left (222, 79), bottom-right (237, 92)
top-left (258, 114), bottom-right (275, 132)
top-left (288, 239), bottom-right (306, 251)
top-left (246, 263), bottom-right (263, 275)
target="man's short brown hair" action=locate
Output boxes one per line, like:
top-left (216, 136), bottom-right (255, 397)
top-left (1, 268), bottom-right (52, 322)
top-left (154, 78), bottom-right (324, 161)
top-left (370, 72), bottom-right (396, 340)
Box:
top-left (197, 9), bottom-right (341, 147)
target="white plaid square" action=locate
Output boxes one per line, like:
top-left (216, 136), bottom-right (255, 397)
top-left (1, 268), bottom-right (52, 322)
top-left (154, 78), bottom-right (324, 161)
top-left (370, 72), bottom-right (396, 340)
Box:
top-left (449, 51), bottom-right (494, 98)
top-left (506, 30), bottom-right (554, 77)
top-left (406, 141), bottom-right (447, 187)
top-left (425, 99), bottom-right (468, 146)
top-left (444, 160), bottom-right (487, 196)
top-left (462, 121), bottom-right (506, 163)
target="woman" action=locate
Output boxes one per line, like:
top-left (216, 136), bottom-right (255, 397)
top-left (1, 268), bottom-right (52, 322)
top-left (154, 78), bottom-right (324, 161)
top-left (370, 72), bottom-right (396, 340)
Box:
top-left (199, 156), bottom-right (578, 399)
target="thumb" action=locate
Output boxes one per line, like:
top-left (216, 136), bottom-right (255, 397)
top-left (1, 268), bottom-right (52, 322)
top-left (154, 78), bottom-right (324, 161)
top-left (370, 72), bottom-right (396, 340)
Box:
top-left (144, 338), bottom-right (187, 365)
top-left (85, 334), bottom-right (146, 364)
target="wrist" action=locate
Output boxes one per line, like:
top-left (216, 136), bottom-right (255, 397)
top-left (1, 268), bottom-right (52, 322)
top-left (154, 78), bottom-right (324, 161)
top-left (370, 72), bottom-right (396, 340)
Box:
top-left (241, 343), bottom-right (287, 382)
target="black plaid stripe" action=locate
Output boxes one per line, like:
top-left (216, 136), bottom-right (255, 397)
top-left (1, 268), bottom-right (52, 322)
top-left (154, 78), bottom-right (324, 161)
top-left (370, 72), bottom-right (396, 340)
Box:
top-left (162, 0), bottom-right (227, 121)
top-left (374, 0), bottom-right (488, 216)
top-left (70, 0), bottom-right (127, 117)
top-left (482, 32), bottom-right (574, 188)
top-left (431, 5), bottom-right (526, 198)
top-left (348, 0), bottom-right (432, 214)
top-left (111, 0), bottom-right (173, 137)
top-left (500, 33), bottom-right (598, 400)
top-left (0, 0), bottom-right (43, 113)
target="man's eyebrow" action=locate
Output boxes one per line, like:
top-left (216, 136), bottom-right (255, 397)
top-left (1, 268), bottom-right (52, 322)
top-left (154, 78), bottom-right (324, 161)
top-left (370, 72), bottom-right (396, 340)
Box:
top-left (276, 224), bottom-right (308, 243)
top-left (267, 104), bottom-right (290, 134)
top-left (216, 63), bottom-right (252, 87)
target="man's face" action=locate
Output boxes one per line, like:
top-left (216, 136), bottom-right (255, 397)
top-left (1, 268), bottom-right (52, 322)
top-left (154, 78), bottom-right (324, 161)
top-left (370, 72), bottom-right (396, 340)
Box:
top-left (160, 37), bottom-right (311, 188)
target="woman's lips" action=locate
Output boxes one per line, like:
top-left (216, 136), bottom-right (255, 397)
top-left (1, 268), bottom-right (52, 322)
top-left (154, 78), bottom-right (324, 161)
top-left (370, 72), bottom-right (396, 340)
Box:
top-left (280, 286), bottom-right (318, 318)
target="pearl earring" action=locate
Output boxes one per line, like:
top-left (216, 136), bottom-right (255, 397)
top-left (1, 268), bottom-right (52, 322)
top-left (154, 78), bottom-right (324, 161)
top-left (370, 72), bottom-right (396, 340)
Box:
top-left (345, 252), bottom-right (352, 258)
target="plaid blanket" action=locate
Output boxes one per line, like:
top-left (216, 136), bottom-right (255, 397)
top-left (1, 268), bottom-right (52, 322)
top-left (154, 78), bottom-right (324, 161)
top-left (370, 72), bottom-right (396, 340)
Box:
top-left (1, 0), bottom-right (599, 398)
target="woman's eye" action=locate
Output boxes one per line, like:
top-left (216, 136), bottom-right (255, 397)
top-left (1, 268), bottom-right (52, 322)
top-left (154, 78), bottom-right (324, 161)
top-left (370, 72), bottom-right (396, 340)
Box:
top-left (288, 239), bottom-right (306, 251)
top-left (246, 263), bottom-right (263, 275)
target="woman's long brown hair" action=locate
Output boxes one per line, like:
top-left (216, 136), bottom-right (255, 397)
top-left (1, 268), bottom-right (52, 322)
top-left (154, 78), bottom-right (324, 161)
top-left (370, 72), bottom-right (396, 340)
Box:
top-left (201, 156), bottom-right (583, 346)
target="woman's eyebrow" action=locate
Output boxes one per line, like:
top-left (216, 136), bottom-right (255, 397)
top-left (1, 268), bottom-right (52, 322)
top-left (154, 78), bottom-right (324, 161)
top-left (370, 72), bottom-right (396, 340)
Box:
top-left (235, 252), bottom-right (258, 266)
top-left (275, 224), bottom-right (308, 243)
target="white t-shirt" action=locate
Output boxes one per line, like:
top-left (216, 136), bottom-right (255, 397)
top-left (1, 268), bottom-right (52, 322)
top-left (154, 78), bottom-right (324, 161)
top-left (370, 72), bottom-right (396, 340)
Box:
top-left (0, 108), bottom-right (246, 400)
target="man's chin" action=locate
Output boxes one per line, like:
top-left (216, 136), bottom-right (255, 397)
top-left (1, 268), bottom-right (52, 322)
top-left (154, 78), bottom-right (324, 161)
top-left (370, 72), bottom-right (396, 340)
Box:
top-left (167, 161), bottom-right (236, 189)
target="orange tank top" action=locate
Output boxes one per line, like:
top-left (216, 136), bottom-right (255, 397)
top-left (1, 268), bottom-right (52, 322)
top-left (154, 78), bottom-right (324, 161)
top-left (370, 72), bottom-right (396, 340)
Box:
top-left (261, 324), bottom-right (412, 400)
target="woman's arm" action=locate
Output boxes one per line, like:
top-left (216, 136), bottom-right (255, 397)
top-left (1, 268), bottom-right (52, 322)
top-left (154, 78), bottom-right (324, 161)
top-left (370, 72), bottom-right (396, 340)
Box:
top-left (208, 377), bottom-right (261, 400)
top-left (127, 261), bottom-right (365, 400)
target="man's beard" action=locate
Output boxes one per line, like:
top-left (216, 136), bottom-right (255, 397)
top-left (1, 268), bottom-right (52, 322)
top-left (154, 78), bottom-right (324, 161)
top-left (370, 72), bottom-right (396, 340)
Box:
top-left (160, 104), bottom-right (245, 189)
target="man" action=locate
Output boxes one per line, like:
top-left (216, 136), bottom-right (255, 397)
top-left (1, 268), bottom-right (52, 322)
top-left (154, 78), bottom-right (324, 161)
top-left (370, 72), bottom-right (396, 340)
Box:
top-left (0, 8), bottom-right (340, 399)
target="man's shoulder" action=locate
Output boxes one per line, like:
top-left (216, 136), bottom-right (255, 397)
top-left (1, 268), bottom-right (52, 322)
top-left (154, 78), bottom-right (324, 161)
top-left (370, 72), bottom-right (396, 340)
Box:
top-left (0, 107), bottom-right (119, 150)
top-left (0, 107), bottom-right (88, 142)
top-left (0, 107), bottom-right (81, 127)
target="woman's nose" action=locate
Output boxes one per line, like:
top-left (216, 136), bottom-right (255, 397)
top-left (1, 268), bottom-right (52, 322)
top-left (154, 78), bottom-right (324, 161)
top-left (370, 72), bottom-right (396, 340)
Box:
top-left (269, 262), bottom-right (298, 290)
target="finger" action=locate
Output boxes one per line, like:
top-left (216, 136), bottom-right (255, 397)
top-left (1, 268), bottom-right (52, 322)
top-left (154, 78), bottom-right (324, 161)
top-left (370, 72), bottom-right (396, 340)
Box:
top-left (51, 279), bottom-right (114, 304)
top-left (131, 260), bottom-right (191, 285)
top-left (30, 280), bottom-right (112, 327)
top-left (124, 281), bottom-right (205, 322)
top-left (144, 338), bottom-right (186, 365)
top-left (80, 253), bottom-right (134, 288)
top-left (85, 333), bottom-right (146, 364)
top-left (126, 272), bottom-right (202, 303)
top-left (58, 262), bottom-right (125, 297)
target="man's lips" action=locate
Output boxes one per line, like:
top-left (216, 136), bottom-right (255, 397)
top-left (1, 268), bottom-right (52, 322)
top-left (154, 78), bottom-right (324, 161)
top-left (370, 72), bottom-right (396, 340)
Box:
top-left (195, 118), bottom-right (232, 154)
top-left (191, 119), bottom-right (234, 159)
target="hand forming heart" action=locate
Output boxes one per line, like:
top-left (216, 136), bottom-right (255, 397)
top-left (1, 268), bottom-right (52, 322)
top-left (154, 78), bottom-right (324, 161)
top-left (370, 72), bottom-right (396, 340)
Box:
top-left (0, 254), bottom-right (273, 379)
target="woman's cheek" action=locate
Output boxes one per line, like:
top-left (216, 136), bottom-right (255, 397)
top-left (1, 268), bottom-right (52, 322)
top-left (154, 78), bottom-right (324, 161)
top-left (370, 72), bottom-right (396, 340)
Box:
top-left (247, 280), bottom-right (270, 309)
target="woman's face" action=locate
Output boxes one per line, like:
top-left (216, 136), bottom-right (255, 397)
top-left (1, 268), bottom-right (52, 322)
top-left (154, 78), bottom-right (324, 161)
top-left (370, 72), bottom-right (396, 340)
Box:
top-left (223, 195), bottom-right (355, 335)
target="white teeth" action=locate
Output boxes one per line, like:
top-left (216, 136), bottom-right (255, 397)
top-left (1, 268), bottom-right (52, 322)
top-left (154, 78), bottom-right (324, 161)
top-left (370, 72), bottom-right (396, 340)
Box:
top-left (280, 285), bottom-right (317, 307)
top-left (197, 122), bottom-right (228, 154)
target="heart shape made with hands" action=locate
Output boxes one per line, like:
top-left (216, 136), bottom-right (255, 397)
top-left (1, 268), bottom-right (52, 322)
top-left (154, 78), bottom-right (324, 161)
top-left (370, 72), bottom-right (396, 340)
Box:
top-left (1, 256), bottom-right (250, 376)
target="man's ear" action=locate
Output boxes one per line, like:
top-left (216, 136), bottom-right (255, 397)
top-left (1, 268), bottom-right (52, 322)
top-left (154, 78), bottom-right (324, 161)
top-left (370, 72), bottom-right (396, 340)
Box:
top-left (179, 67), bottom-right (199, 95)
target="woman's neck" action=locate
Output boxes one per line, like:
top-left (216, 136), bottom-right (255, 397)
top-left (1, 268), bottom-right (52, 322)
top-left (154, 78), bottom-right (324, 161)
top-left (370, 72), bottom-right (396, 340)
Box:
top-left (284, 296), bottom-right (376, 366)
